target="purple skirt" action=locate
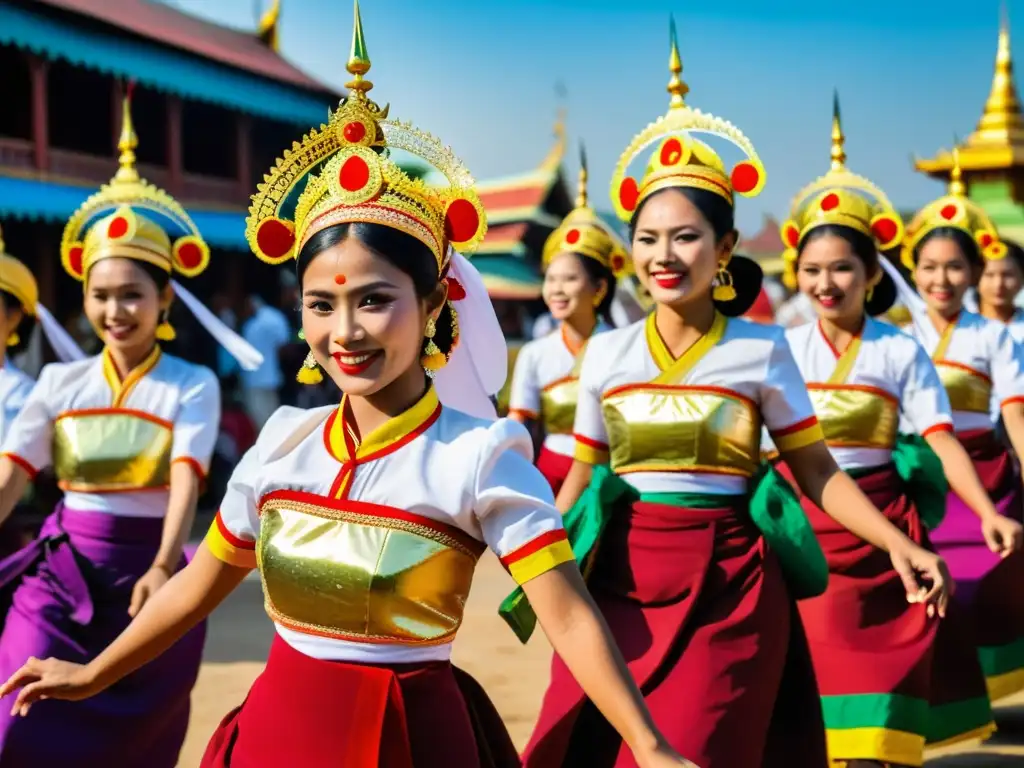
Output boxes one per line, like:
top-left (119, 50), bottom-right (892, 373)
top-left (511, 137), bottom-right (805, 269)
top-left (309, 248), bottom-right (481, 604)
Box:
top-left (0, 504), bottom-right (206, 768)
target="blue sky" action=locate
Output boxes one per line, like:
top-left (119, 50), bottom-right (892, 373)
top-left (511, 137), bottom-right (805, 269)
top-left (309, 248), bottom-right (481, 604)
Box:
top-left (169, 0), bottom-right (1016, 234)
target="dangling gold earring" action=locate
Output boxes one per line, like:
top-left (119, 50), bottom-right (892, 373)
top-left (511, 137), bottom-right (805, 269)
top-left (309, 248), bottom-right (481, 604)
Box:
top-left (713, 262), bottom-right (737, 301)
top-left (155, 310), bottom-right (176, 342)
top-left (592, 290), bottom-right (606, 308)
top-left (421, 316), bottom-right (447, 375)
top-left (296, 349), bottom-right (323, 384)
top-left (5, 332), bottom-right (19, 347)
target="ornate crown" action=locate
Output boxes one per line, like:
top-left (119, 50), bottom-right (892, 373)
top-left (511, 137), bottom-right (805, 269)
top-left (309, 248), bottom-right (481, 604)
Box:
top-left (902, 145), bottom-right (1006, 269)
top-left (609, 17), bottom-right (766, 222)
top-left (0, 224), bottom-right (38, 315)
top-left (246, 1), bottom-right (486, 272)
top-left (60, 91), bottom-right (210, 282)
top-left (779, 93), bottom-right (904, 288)
top-left (543, 145), bottom-right (630, 277)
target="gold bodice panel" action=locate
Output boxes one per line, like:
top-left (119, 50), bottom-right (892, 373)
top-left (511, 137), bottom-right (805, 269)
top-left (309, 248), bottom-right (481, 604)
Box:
top-left (540, 377), bottom-right (578, 436)
top-left (808, 385), bottom-right (899, 450)
top-left (936, 362), bottom-right (991, 414)
top-left (257, 492), bottom-right (485, 645)
top-left (53, 409), bottom-right (172, 492)
top-left (601, 386), bottom-right (761, 476)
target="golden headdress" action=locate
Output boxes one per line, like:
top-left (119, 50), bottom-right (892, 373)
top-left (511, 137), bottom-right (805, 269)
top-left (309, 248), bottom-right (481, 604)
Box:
top-left (0, 224), bottom-right (39, 317)
top-left (901, 145), bottom-right (1006, 269)
top-left (609, 17), bottom-right (766, 223)
top-left (246, 1), bottom-right (486, 272)
top-left (543, 145), bottom-right (630, 277)
top-left (60, 90), bottom-right (210, 282)
top-left (779, 93), bottom-right (904, 289)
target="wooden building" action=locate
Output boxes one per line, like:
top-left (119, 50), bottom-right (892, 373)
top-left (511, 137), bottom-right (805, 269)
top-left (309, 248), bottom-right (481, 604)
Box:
top-left (0, 0), bottom-right (338, 366)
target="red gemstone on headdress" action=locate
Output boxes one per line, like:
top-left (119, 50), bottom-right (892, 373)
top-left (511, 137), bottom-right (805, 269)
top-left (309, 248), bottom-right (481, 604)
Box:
top-left (660, 138), bottom-right (683, 166)
top-left (444, 199), bottom-right (480, 243)
top-left (566, 228), bottom-right (580, 245)
top-left (783, 224), bottom-right (800, 248)
top-left (107, 216), bottom-right (129, 239)
top-left (979, 232), bottom-right (994, 248)
top-left (176, 243), bottom-right (203, 270)
top-left (343, 121), bottom-right (366, 143)
top-left (612, 254), bottom-right (625, 271)
top-left (871, 217), bottom-right (899, 244)
top-left (940, 204), bottom-right (958, 220)
top-left (730, 162), bottom-right (759, 194)
top-left (445, 276), bottom-right (467, 300)
top-left (820, 193), bottom-right (840, 211)
top-left (68, 245), bottom-right (84, 276)
top-left (619, 177), bottom-right (639, 212)
top-left (256, 219), bottom-right (296, 259)
top-left (340, 156), bottom-right (370, 192)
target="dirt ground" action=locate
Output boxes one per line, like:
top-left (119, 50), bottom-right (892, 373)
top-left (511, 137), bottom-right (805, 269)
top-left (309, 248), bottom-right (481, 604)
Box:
top-left (177, 552), bottom-right (1024, 767)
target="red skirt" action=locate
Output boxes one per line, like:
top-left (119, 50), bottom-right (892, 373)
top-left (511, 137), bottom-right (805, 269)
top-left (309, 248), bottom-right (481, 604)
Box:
top-left (536, 446), bottom-right (573, 496)
top-left (202, 636), bottom-right (519, 768)
top-left (524, 496), bottom-right (826, 767)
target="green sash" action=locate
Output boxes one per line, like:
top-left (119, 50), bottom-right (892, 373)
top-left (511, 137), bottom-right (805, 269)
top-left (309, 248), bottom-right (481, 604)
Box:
top-left (848, 434), bottom-right (947, 531)
top-left (498, 463), bottom-right (829, 644)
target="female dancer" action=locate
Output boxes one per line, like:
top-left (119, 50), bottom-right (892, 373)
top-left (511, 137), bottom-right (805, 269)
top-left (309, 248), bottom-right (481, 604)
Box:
top-left (524, 25), bottom-right (948, 768)
top-left (777, 99), bottom-right (1016, 766)
top-left (508, 147), bottom-right (628, 494)
top-left (0, 94), bottom-right (261, 767)
top-left (0, 10), bottom-right (697, 767)
top-left (880, 151), bottom-right (1024, 706)
top-left (976, 238), bottom-right (1024, 342)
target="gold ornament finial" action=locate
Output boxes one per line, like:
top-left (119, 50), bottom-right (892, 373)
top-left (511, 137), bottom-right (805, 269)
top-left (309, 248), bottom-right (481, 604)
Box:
top-left (974, 2), bottom-right (1024, 143)
top-left (115, 85), bottom-right (140, 185)
top-left (830, 90), bottom-right (846, 172)
top-left (949, 141), bottom-right (966, 196)
top-left (667, 15), bottom-right (689, 109)
top-left (257, 0), bottom-right (281, 51)
top-left (346, 0), bottom-right (372, 96)
top-left (576, 143), bottom-right (589, 209)
top-left (540, 99), bottom-right (567, 173)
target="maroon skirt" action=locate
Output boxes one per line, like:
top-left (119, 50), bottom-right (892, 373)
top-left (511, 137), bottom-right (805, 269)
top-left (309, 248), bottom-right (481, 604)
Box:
top-left (536, 446), bottom-right (573, 497)
top-left (202, 635), bottom-right (519, 768)
top-left (524, 496), bottom-right (826, 767)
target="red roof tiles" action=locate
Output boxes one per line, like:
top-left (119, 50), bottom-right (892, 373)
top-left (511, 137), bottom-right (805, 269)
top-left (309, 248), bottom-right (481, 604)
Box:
top-left (34, 0), bottom-right (335, 94)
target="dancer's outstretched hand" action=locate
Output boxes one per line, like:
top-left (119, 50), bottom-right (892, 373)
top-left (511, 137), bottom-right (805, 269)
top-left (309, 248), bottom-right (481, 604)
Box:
top-left (889, 542), bottom-right (952, 618)
top-left (981, 513), bottom-right (1023, 558)
top-left (0, 656), bottom-right (100, 716)
top-left (636, 743), bottom-right (702, 768)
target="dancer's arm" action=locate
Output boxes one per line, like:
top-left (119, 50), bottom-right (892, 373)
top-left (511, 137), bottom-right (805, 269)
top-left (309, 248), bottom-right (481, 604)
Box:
top-left (525, 562), bottom-right (697, 768)
top-left (785, 440), bottom-right (950, 613)
top-left (554, 459), bottom-right (593, 512)
top-left (0, 544), bottom-right (248, 714)
top-left (128, 462), bottom-right (202, 616)
top-left (0, 458), bottom-right (30, 528)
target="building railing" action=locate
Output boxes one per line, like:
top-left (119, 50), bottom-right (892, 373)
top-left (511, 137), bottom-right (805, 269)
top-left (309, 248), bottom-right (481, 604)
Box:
top-left (0, 136), bottom-right (246, 207)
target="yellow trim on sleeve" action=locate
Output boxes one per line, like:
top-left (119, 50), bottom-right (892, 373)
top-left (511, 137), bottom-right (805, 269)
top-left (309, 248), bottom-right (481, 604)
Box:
top-left (508, 539), bottom-right (575, 585)
top-left (574, 440), bottom-right (609, 465)
top-left (204, 523), bottom-right (258, 570)
top-left (773, 421), bottom-right (825, 453)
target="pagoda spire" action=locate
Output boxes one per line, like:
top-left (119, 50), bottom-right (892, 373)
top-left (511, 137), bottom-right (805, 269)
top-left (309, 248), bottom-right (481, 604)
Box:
top-left (257, 0), bottom-right (281, 51)
top-left (970, 2), bottom-right (1024, 146)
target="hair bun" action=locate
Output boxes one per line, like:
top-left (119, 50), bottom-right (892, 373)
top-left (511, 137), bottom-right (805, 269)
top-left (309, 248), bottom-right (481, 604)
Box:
top-left (715, 255), bottom-right (763, 317)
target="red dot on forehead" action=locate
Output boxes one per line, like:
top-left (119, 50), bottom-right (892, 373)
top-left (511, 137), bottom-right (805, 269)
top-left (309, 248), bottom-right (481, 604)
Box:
top-left (334, 274), bottom-right (346, 285)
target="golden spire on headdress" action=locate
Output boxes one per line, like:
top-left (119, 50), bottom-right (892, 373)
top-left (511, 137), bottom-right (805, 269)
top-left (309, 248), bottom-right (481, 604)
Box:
top-left (667, 15), bottom-right (689, 109)
top-left (576, 144), bottom-right (589, 208)
top-left (257, 0), bottom-right (281, 51)
top-left (114, 89), bottom-right (139, 185)
top-left (346, 0), bottom-right (372, 96)
top-left (974, 2), bottom-right (1024, 144)
top-left (830, 90), bottom-right (846, 172)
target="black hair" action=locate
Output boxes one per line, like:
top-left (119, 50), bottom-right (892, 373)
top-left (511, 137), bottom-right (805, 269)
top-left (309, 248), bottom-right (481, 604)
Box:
top-left (1002, 239), bottom-right (1024, 275)
top-left (0, 290), bottom-right (35, 358)
top-left (912, 227), bottom-right (982, 268)
top-left (296, 222), bottom-right (456, 358)
top-left (797, 224), bottom-right (896, 316)
top-left (85, 257), bottom-right (172, 292)
top-left (545, 252), bottom-right (617, 323)
top-left (628, 186), bottom-right (761, 316)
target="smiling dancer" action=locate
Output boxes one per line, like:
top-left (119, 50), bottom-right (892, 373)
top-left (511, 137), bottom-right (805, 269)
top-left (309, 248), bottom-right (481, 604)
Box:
top-left (774, 95), bottom-right (1015, 766)
top-left (0, 8), bottom-right (700, 767)
top-left (879, 150), bottom-right (1024, 714)
top-left (523, 23), bottom-right (948, 768)
top-left (508, 145), bottom-right (628, 494)
top-left (0, 92), bottom-right (261, 767)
